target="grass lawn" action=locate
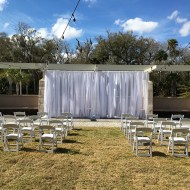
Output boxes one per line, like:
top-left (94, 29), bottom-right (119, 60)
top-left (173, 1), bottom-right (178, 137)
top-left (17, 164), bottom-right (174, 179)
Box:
top-left (0, 126), bottom-right (190, 190)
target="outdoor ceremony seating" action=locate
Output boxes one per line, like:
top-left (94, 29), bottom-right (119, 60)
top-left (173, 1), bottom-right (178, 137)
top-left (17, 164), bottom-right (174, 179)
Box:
top-left (121, 113), bottom-right (134, 131)
top-left (37, 112), bottom-right (49, 125)
top-left (14, 112), bottom-right (26, 121)
top-left (168, 128), bottom-right (189, 157)
top-left (123, 117), bottom-right (139, 137)
top-left (18, 119), bottom-right (35, 142)
top-left (3, 124), bottom-right (23, 152)
top-left (158, 121), bottom-right (176, 145)
top-left (61, 112), bottom-right (74, 130)
top-left (49, 119), bottom-right (66, 144)
top-left (133, 127), bottom-right (153, 157)
top-left (171, 114), bottom-right (184, 128)
top-left (128, 121), bottom-right (146, 145)
top-left (3, 115), bottom-right (17, 124)
top-left (146, 114), bottom-right (158, 127)
top-left (152, 118), bottom-right (167, 139)
top-left (38, 125), bottom-right (57, 153)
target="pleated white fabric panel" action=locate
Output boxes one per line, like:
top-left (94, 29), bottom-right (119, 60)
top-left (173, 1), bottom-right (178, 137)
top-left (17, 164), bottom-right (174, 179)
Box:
top-left (44, 71), bottom-right (149, 118)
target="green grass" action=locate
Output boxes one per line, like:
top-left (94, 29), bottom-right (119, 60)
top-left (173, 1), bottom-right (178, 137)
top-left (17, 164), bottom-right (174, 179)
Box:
top-left (0, 127), bottom-right (190, 189)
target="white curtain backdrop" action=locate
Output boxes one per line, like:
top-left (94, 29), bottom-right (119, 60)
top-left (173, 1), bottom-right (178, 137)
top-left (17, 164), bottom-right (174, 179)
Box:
top-left (44, 70), bottom-right (149, 118)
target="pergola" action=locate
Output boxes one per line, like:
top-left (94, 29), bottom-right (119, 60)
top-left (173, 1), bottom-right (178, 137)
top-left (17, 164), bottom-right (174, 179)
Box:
top-left (0, 62), bottom-right (190, 72)
top-left (1, 62), bottom-right (190, 118)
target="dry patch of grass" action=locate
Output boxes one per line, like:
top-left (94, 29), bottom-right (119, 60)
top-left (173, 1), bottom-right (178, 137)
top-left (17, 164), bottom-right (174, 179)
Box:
top-left (1, 127), bottom-right (190, 189)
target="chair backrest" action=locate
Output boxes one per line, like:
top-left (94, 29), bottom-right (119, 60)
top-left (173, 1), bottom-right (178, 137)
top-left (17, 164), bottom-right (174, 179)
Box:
top-left (39, 125), bottom-right (55, 131)
top-left (14, 112), bottom-right (26, 117)
top-left (3, 115), bottom-right (17, 124)
top-left (37, 112), bottom-right (48, 118)
top-left (3, 124), bottom-right (20, 132)
top-left (161, 121), bottom-right (176, 129)
top-left (121, 113), bottom-right (134, 119)
top-left (29, 115), bottom-right (39, 121)
top-left (130, 121), bottom-right (145, 127)
top-left (19, 119), bottom-right (33, 127)
top-left (146, 114), bottom-right (158, 121)
top-left (136, 127), bottom-right (153, 133)
top-left (171, 128), bottom-right (189, 137)
top-left (171, 114), bottom-right (184, 121)
top-left (153, 118), bottom-right (167, 125)
top-left (61, 112), bottom-right (73, 119)
top-left (49, 119), bottom-right (63, 127)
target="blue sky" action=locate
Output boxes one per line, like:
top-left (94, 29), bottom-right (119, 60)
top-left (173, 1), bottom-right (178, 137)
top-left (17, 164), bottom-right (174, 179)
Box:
top-left (0, 0), bottom-right (190, 48)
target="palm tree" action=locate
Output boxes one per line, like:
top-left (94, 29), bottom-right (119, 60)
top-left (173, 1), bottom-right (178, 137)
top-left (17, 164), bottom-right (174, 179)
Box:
top-left (167, 39), bottom-right (179, 64)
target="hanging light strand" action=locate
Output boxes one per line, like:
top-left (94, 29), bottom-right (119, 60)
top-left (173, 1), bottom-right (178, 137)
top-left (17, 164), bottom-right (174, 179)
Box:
top-left (61, 0), bottom-right (81, 40)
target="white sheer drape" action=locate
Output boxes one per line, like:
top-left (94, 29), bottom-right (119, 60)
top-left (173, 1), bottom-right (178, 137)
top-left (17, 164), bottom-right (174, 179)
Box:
top-left (44, 71), bottom-right (149, 118)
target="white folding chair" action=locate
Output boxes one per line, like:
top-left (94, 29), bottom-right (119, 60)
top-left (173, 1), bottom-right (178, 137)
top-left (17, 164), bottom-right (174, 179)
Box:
top-left (168, 128), bottom-right (189, 157)
top-left (171, 114), bottom-right (184, 128)
top-left (158, 121), bottom-right (176, 145)
top-left (179, 118), bottom-right (190, 129)
top-left (14, 112), bottom-right (26, 121)
top-left (3, 115), bottom-right (17, 124)
top-left (128, 121), bottom-right (145, 145)
top-left (124, 117), bottom-right (139, 137)
top-left (37, 112), bottom-right (49, 125)
top-left (3, 124), bottom-right (23, 152)
top-left (49, 119), bottom-right (66, 144)
top-left (61, 112), bottom-right (74, 130)
top-left (121, 113), bottom-right (134, 131)
top-left (152, 118), bottom-right (167, 139)
top-left (39, 125), bottom-right (57, 153)
top-left (146, 114), bottom-right (158, 127)
top-left (0, 120), bottom-right (4, 142)
top-left (133, 127), bottom-right (153, 157)
top-left (19, 119), bottom-right (35, 142)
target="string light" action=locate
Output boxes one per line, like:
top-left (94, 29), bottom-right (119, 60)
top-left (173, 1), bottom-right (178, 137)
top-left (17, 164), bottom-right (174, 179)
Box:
top-left (61, 0), bottom-right (81, 40)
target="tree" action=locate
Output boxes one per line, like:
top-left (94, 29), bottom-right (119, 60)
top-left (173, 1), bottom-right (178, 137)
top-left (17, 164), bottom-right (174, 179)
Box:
top-left (167, 39), bottom-right (179, 64)
top-left (154, 49), bottom-right (168, 63)
top-left (72, 38), bottom-right (94, 64)
top-left (92, 32), bottom-right (159, 65)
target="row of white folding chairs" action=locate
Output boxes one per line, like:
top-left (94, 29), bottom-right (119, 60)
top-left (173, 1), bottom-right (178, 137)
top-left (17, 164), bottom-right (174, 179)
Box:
top-left (1, 123), bottom-right (58, 153)
top-left (0, 120), bottom-right (70, 153)
top-left (123, 119), bottom-right (189, 157)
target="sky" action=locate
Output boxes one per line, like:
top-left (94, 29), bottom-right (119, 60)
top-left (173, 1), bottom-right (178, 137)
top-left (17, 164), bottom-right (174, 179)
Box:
top-left (0, 0), bottom-right (190, 49)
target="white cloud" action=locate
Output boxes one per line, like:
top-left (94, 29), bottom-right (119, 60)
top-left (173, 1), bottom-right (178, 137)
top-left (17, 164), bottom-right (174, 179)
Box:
top-left (115, 17), bottom-right (158, 33)
top-left (51, 18), bottom-right (83, 40)
top-left (3, 22), bottom-right (9, 29)
top-left (179, 21), bottom-right (190, 37)
top-left (176, 17), bottom-right (188, 24)
top-left (37, 28), bottom-right (50, 39)
top-left (0, 0), bottom-right (7, 11)
top-left (83, 0), bottom-right (96, 4)
top-left (167, 10), bottom-right (179, 20)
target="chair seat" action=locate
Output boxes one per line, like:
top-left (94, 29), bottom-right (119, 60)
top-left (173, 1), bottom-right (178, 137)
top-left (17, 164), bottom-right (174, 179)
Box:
top-left (41, 134), bottom-right (54, 138)
top-left (169, 137), bottom-right (187, 143)
top-left (162, 129), bottom-right (171, 133)
top-left (55, 127), bottom-right (63, 131)
top-left (6, 134), bottom-right (22, 139)
top-left (21, 127), bottom-right (34, 131)
top-left (135, 136), bottom-right (150, 142)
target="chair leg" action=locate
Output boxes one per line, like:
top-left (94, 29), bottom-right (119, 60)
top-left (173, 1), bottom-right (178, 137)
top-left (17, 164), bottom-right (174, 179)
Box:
top-left (136, 141), bottom-right (138, 156)
top-left (150, 142), bottom-right (152, 157)
top-left (172, 141), bottom-right (174, 156)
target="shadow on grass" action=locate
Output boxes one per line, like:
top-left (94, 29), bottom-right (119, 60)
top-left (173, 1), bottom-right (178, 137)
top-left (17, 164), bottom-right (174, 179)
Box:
top-left (63, 139), bottom-right (80, 144)
top-left (21, 147), bottom-right (38, 152)
top-left (68, 133), bottom-right (79, 136)
top-left (55, 148), bottom-right (80, 154)
top-left (73, 128), bottom-right (82, 131)
top-left (153, 151), bottom-right (167, 157)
